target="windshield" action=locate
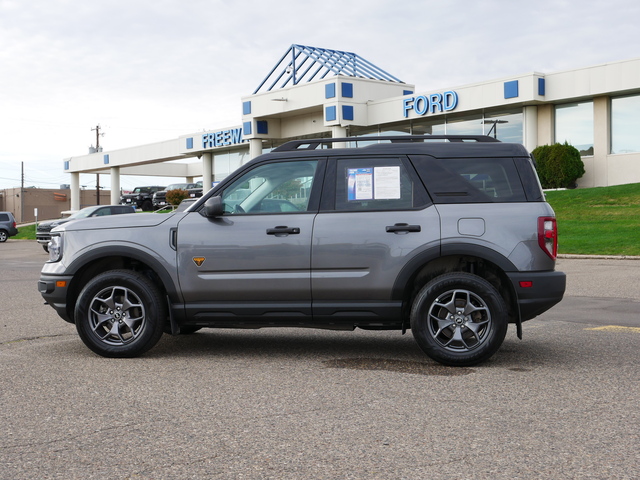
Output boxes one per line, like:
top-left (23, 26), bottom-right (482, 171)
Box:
top-left (67, 207), bottom-right (96, 220)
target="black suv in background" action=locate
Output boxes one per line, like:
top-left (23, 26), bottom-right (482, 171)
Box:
top-left (0, 211), bottom-right (18, 242)
top-left (186, 181), bottom-right (204, 199)
top-left (39, 136), bottom-right (566, 366)
top-left (152, 183), bottom-right (198, 209)
top-left (120, 186), bottom-right (165, 211)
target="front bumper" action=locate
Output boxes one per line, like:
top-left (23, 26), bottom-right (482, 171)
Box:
top-left (507, 270), bottom-right (566, 321)
top-left (38, 274), bottom-right (74, 323)
top-left (36, 234), bottom-right (51, 245)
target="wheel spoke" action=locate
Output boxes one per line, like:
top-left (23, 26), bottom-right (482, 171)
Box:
top-left (446, 326), bottom-right (469, 348)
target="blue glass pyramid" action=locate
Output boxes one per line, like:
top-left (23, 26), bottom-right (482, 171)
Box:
top-left (253, 44), bottom-right (404, 94)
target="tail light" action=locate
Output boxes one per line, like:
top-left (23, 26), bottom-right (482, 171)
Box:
top-left (538, 217), bottom-right (558, 260)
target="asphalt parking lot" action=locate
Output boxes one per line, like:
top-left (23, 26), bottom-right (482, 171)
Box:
top-left (1, 240), bottom-right (638, 479)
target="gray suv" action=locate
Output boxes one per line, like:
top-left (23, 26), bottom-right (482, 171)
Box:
top-left (0, 211), bottom-right (18, 242)
top-left (38, 136), bottom-right (566, 366)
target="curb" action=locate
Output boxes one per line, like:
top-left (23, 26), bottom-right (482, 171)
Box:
top-left (558, 254), bottom-right (640, 260)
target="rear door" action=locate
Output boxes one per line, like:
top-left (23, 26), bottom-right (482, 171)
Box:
top-left (311, 156), bottom-right (440, 321)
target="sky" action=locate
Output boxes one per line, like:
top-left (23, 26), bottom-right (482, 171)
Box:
top-left (1, 0), bottom-right (639, 192)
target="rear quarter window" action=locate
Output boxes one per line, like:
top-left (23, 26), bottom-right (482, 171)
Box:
top-left (409, 155), bottom-right (527, 204)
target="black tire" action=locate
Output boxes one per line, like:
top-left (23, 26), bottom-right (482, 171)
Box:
top-left (0, 230), bottom-right (7, 242)
top-left (141, 200), bottom-right (153, 211)
top-left (74, 269), bottom-right (166, 358)
top-left (410, 273), bottom-right (509, 367)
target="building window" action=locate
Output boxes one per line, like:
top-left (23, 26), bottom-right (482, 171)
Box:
top-left (611, 94), bottom-right (640, 154)
top-left (411, 118), bottom-right (446, 135)
top-left (445, 114), bottom-right (484, 135)
top-left (380, 122), bottom-right (411, 135)
top-left (483, 111), bottom-right (523, 143)
top-left (555, 102), bottom-right (593, 156)
top-left (213, 148), bottom-right (250, 182)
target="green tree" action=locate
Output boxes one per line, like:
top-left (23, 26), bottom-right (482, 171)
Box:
top-left (532, 142), bottom-right (585, 189)
top-left (165, 188), bottom-right (189, 206)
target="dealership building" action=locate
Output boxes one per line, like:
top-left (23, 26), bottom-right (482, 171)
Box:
top-left (64, 45), bottom-right (640, 210)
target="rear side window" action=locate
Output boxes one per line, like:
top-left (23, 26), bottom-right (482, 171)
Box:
top-left (334, 157), bottom-right (429, 211)
top-left (410, 155), bottom-right (527, 203)
top-left (0, 213), bottom-right (9, 221)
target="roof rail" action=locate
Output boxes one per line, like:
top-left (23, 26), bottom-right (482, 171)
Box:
top-left (272, 135), bottom-right (501, 152)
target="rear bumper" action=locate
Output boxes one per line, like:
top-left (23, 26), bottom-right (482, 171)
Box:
top-left (507, 270), bottom-right (566, 321)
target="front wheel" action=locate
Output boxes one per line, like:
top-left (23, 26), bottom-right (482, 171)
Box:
top-left (410, 273), bottom-right (509, 367)
top-left (74, 270), bottom-right (166, 358)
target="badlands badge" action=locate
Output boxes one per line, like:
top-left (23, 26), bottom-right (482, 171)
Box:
top-left (192, 257), bottom-right (205, 267)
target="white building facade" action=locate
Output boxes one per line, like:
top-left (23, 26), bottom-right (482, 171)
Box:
top-left (64, 46), bottom-right (640, 210)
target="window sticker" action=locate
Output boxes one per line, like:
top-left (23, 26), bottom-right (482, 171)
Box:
top-left (347, 168), bottom-right (373, 200)
top-left (347, 166), bottom-right (402, 201)
top-left (374, 166), bottom-right (401, 199)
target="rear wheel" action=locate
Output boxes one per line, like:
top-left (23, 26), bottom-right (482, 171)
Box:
top-left (75, 270), bottom-right (166, 358)
top-left (0, 230), bottom-right (7, 242)
top-left (410, 273), bottom-right (508, 366)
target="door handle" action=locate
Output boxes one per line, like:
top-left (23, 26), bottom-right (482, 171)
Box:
top-left (266, 226), bottom-right (301, 235)
top-left (386, 223), bottom-right (421, 233)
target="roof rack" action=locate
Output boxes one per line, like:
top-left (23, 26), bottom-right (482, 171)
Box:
top-left (272, 135), bottom-right (500, 152)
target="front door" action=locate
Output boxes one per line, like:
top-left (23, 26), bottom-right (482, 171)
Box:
top-left (176, 159), bottom-right (322, 323)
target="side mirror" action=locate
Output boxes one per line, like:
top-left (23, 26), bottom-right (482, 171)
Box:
top-left (203, 196), bottom-right (224, 218)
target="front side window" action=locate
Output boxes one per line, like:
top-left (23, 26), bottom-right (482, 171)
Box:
top-left (555, 102), bottom-right (594, 156)
top-left (220, 160), bottom-right (318, 214)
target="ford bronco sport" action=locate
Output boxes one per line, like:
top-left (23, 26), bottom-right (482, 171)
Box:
top-left (38, 135), bottom-right (566, 366)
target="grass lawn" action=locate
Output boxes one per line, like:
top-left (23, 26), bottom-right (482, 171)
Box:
top-left (13, 223), bottom-right (36, 240)
top-left (12, 184), bottom-right (640, 256)
top-left (545, 183), bottom-right (640, 256)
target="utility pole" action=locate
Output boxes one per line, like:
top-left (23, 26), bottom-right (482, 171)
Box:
top-left (91, 125), bottom-right (105, 205)
top-left (91, 124), bottom-right (104, 150)
top-left (20, 161), bottom-right (24, 222)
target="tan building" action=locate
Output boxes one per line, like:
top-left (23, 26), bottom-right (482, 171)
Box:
top-left (63, 45), bottom-right (640, 210)
top-left (0, 187), bottom-right (111, 223)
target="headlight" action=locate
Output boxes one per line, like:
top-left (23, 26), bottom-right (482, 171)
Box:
top-left (48, 234), bottom-right (64, 262)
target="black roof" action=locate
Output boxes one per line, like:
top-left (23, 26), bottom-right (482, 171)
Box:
top-left (266, 135), bottom-right (530, 159)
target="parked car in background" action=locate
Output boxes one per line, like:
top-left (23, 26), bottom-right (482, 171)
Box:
top-left (152, 183), bottom-right (197, 209)
top-left (120, 186), bottom-right (165, 211)
top-left (36, 205), bottom-right (135, 251)
top-left (0, 211), bottom-right (18, 242)
top-left (186, 181), bottom-right (204, 199)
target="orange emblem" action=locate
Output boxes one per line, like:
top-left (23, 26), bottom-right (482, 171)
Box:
top-left (192, 257), bottom-right (205, 267)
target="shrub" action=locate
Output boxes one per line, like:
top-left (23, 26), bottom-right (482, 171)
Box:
top-left (165, 189), bottom-right (189, 206)
top-left (532, 142), bottom-right (585, 189)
